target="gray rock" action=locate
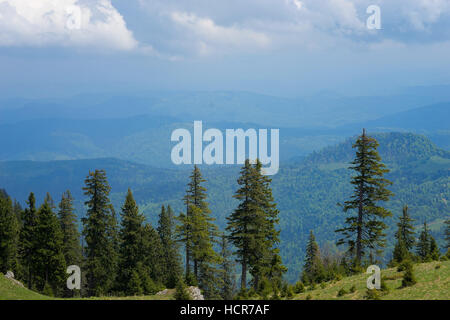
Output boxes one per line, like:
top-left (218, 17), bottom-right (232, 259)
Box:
top-left (187, 286), bottom-right (204, 300)
top-left (4, 271), bottom-right (24, 287)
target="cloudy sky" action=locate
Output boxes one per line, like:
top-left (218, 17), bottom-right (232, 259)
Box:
top-left (0, 0), bottom-right (449, 98)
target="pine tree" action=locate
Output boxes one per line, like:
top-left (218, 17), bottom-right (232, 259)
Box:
top-left (175, 277), bottom-right (192, 300)
top-left (392, 205), bottom-right (415, 264)
top-left (401, 260), bottom-right (416, 287)
top-left (428, 236), bottom-right (440, 261)
top-left (19, 192), bottom-right (39, 289)
top-left (0, 191), bottom-right (20, 274)
top-left (227, 160), bottom-right (255, 289)
top-left (58, 191), bottom-right (82, 268)
top-left (190, 205), bottom-right (222, 299)
top-left (177, 166), bottom-right (221, 294)
top-left (34, 194), bottom-right (67, 296)
top-left (301, 231), bottom-right (324, 284)
top-left (250, 160), bottom-right (286, 290)
top-left (396, 205), bottom-right (415, 251)
top-left (416, 222), bottom-right (431, 262)
top-left (219, 234), bottom-right (236, 300)
top-left (82, 170), bottom-right (118, 296)
top-left (227, 159), bottom-right (285, 291)
top-left (141, 223), bottom-right (165, 285)
top-left (336, 129), bottom-right (393, 265)
top-left (117, 189), bottom-right (146, 295)
top-left (157, 205), bottom-right (182, 288)
top-left (178, 166), bottom-right (219, 280)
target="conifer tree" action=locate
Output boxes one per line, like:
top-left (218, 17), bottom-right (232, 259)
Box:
top-left (175, 277), bottom-right (192, 300)
top-left (428, 236), bottom-right (440, 261)
top-left (189, 205), bottom-right (222, 299)
top-left (58, 191), bottom-right (82, 268)
top-left (227, 159), bottom-right (285, 290)
top-left (416, 222), bottom-right (431, 262)
top-left (396, 205), bottom-right (415, 251)
top-left (0, 191), bottom-right (20, 274)
top-left (157, 205), bottom-right (182, 288)
top-left (392, 205), bottom-right (415, 264)
top-left (219, 234), bottom-right (236, 300)
top-left (177, 165), bottom-right (220, 290)
top-left (336, 129), bottom-right (393, 265)
top-left (301, 231), bottom-right (324, 284)
top-left (34, 195), bottom-right (67, 296)
top-left (19, 192), bottom-right (39, 289)
top-left (227, 160), bottom-right (254, 289)
top-left (117, 189), bottom-right (146, 295)
top-left (82, 170), bottom-right (118, 296)
top-left (250, 160), bottom-right (285, 289)
top-left (141, 223), bottom-right (165, 291)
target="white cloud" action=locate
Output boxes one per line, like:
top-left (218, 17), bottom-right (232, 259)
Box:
top-left (170, 11), bottom-right (270, 55)
top-left (0, 0), bottom-right (138, 50)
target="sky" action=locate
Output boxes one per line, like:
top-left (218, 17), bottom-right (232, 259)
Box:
top-left (0, 0), bottom-right (450, 98)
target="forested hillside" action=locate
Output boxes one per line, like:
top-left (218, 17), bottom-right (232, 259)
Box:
top-left (1, 132), bottom-right (449, 282)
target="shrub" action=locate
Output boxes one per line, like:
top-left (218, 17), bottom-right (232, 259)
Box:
top-left (349, 285), bottom-right (356, 293)
top-left (401, 261), bottom-right (417, 288)
top-left (174, 278), bottom-right (191, 300)
top-left (293, 281), bottom-right (305, 294)
top-left (364, 289), bottom-right (381, 300)
top-left (337, 288), bottom-right (347, 297)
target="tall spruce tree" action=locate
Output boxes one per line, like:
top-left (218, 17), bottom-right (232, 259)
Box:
top-left (227, 160), bottom-right (254, 289)
top-left (177, 165), bottom-right (220, 287)
top-left (19, 192), bottom-right (38, 289)
top-left (158, 205), bottom-right (182, 288)
top-left (0, 191), bottom-right (20, 274)
top-left (117, 189), bottom-right (146, 295)
top-left (82, 170), bottom-right (118, 296)
top-left (301, 231), bottom-right (324, 284)
top-left (58, 191), bottom-right (82, 268)
top-left (227, 159), bottom-right (285, 290)
top-left (34, 194), bottom-right (67, 296)
top-left (219, 234), bottom-right (236, 300)
top-left (141, 222), bottom-right (165, 290)
top-left (416, 222), bottom-right (431, 262)
top-left (189, 204), bottom-right (222, 299)
top-left (396, 205), bottom-right (415, 251)
top-left (336, 129), bottom-right (393, 265)
top-left (392, 205), bottom-right (415, 264)
top-left (428, 236), bottom-right (440, 261)
top-left (252, 160), bottom-right (286, 289)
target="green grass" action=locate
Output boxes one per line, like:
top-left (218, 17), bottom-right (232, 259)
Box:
top-left (0, 274), bottom-right (175, 300)
top-left (293, 260), bottom-right (450, 300)
top-left (2, 261), bottom-right (449, 300)
top-left (0, 275), bottom-right (52, 300)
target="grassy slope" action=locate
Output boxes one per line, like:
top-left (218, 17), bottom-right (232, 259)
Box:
top-left (0, 275), bottom-right (51, 300)
top-left (294, 261), bottom-right (450, 300)
top-left (1, 261), bottom-right (448, 300)
top-left (0, 274), bottom-right (175, 300)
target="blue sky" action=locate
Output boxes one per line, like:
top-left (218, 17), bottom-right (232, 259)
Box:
top-left (0, 0), bottom-right (450, 98)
